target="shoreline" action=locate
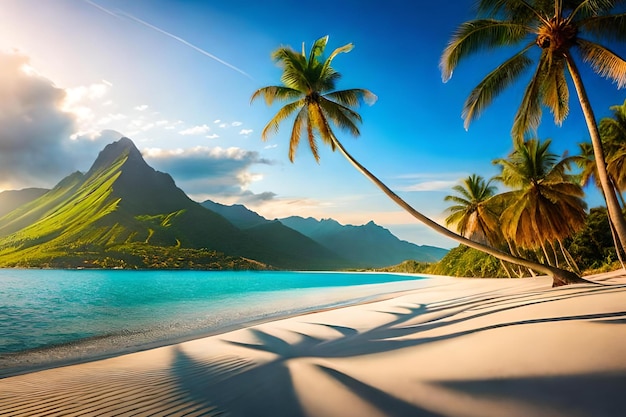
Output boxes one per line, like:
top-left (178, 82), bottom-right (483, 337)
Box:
top-left (2, 271), bottom-right (626, 416)
top-left (0, 274), bottom-right (436, 379)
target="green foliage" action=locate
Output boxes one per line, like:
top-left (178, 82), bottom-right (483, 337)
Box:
top-left (428, 245), bottom-right (508, 278)
top-left (376, 260), bottom-right (433, 274)
top-left (567, 207), bottom-right (618, 271)
top-left (0, 243), bottom-right (272, 270)
top-left (431, 206), bottom-right (623, 278)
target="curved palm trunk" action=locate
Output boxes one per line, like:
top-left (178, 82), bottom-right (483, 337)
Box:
top-left (329, 134), bottom-right (589, 287)
top-left (566, 56), bottom-right (626, 253)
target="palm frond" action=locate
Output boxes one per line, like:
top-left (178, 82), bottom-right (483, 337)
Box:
top-left (576, 38), bottom-right (626, 88)
top-left (578, 12), bottom-right (626, 42)
top-left (250, 86), bottom-right (302, 106)
top-left (571, 1), bottom-right (623, 22)
top-left (541, 55), bottom-right (570, 125)
top-left (463, 44), bottom-right (534, 129)
top-left (260, 100), bottom-right (304, 140)
top-left (325, 89), bottom-right (378, 107)
top-left (445, 209), bottom-right (469, 230)
top-left (288, 107), bottom-right (308, 162)
top-left (444, 194), bottom-right (473, 205)
top-left (306, 114), bottom-right (320, 162)
top-left (478, 0), bottom-right (548, 23)
top-left (308, 36), bottom-right (329, 64)
top-left (512, 51), bottom-right (551, 143)
top-left (308, 102), bottom-right (335, 149)
top-left (272, 47), bottom-right (309, 90)
top-left (320, 42), bottom-right (354, 77)
top-left (440, 19), bottom-right (530, 82)
top-left (319, 97), bottom-right (361, 137)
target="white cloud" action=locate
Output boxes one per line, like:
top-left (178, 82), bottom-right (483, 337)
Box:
top-left (206, 133), bottom-right (219, 139)
top-left (97, 113), bottom-right (127, 125)
top-left (214, 119), bottom-right (221, 124)
top-left (0, 51), bottom-right (117, 188)
top-left (134, 104), bottom-right (148, 111)
top-left (397, 180), bottom-right (458, 192)
top-left (239, 129), bottom-right (253, 136)
top-left (143, 145), bottom-right (272, 197)
top-left (231, 121), bottom-right (242, 127)
top-left (62, 79), bottom-right (113, 139)
top-left (264, 144), bottom-right (278, 149)
top-left (179, 124), bottom-right (211, 135)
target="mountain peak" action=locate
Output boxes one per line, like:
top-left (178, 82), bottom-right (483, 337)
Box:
top-left (87, 137), bottom-right (144, 176)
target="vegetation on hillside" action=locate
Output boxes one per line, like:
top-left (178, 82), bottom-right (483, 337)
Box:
top-left (0, 243), bottom-right (272, 270)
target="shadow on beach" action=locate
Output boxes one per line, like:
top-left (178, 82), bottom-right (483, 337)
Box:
top-left (164, 280), bottom-right (626, 417)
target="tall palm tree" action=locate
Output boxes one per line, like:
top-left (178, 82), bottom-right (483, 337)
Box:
top-left (494, 138), bottom-right (587, 269)
top-left (601, 99), bottom-right (626, 191)
top-left (252, 35), bottom-right (587, 286)
top-left (440, 0), bottom-right (626, 254)
top-left (576, 140), bottom-right (626, 269)
top-left (444, 174), bottom-right (503, 245)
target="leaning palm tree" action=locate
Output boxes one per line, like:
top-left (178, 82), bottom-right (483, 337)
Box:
top-left (494, 138), bottom-right (587, 270)
top-left (252, 35), bottom-right (587, 286)
top-left (440, 0), bottom-right (626, 254)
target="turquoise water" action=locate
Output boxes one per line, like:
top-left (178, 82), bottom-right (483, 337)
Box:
top-left (0, 269), bottom-right (426, 358)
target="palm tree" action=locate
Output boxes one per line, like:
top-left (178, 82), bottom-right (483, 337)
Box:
top-left (440, 0), bottom-right (626, 255)
top-left (444, 174), bottom-right (503, 245)
top-left (494, 138), bottom-right (587, 270)
top-left (445, 174), bottom-right (521, 277)
top-left (577, 140), bottom-right (626, 269)
top-left (252, 35), bottom-right (587, 286)
top-left (601, 99), bottom-right (626, 191)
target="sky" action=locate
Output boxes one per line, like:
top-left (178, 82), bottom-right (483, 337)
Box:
top-left (0, 0), bottom-right (624, 249)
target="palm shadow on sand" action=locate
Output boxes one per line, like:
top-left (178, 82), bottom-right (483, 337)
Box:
top-left (170, 283), bottom-right (626, 416)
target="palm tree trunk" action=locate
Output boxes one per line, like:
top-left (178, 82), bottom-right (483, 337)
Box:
top-left (329, 134), bottom-right (589, 287)
top-left (540, 242), bottom-right (553, 266)
top-left (558, 239), bottom-right (580, 274)
top-left (608, 219), bottom-right (626, 270)
top-left (499, 259), bottom-right (514, 278)
top-left (566, 55), bottom-right (626, 253)
top-left (507, 240), bottom-right (533, 277)
top-left (550, 241), bottom-right (560, 267)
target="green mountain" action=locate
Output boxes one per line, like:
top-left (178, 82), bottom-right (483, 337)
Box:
top-left (0, 188), bottom-right (48, 218)
top-left (0, 138), bottom-right (346, 269)
top-left (201, 200), bottom-right (269, 229)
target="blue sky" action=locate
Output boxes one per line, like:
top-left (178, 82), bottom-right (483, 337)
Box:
top-left (0, 0), bottom-right (624, 248)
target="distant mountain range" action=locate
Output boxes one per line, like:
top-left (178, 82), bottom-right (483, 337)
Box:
top-left (0, 137), bottom-right (447, 269)
top-left (202, 200), bottom-right (447, 267)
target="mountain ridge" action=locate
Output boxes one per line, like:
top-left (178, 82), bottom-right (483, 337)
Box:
top-left (201, 201), bottom-right (448, 268)
top-left (0, 137), bottom-right (447, 269)
top-left (0, 138), bottom-right (347, 269)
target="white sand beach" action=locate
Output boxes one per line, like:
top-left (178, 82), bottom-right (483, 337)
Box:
top-left (1, 272), bottom-right (625, 417)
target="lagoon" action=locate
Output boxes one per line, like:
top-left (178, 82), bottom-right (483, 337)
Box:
top-left (0, 269), bottom-right (427, 372)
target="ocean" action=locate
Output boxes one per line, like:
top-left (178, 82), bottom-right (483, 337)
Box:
top-left (0, 269), bottom-right (427, 366)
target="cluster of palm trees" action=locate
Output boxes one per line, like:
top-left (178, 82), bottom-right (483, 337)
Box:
top-left (446, 98), bottom-right (626, 276)
top-left (445, 138), bottom-right (588, 277)
top-left (251, 0), bottom-right (625, 287)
